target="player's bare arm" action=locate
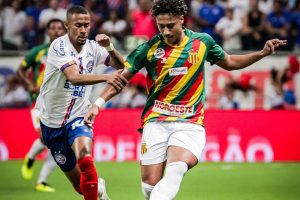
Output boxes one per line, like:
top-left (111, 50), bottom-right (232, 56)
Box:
top-left (63, 64), bottom-right (128, 91)
top-left (216, 39), bottom-right (287, 71)
top-left (16, 65), bottom-right (39, 94)
top-left (84, 69), bottom-right (133, 126)
top-left (95, 34), bottom-right (125, 69)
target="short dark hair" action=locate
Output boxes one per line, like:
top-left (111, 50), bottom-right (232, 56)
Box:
top-left (46, 18), bottom-right (64, 29)
top-left (67, 5), bottom-right (89, 20)
top-left (152, 0), bottom-right (188, 17)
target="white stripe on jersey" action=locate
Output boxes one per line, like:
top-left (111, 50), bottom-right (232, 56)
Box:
top-left (36, 34), bottom-right (110, 128)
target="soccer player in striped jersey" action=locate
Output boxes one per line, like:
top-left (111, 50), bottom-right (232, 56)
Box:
top-left (85, 0), bottom-right (286, 199)
top-left (36, 6), bottom-right (127, 200)
top-left (18, 19), bottom-right (66, 192)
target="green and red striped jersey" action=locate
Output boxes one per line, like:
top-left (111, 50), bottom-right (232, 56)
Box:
top-left (125, 29), bottom-right (225, 126)
top-left (20, 43), bottom-right (49, 103)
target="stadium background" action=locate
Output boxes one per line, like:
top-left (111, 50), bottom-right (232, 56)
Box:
top-left (0, 0), bottom-right (300, 199)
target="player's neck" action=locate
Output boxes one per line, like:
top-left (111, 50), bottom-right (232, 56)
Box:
top-left (68, 35), bottom-right (83, 53)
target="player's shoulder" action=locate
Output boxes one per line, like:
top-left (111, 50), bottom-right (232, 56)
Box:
top-left (50, 35), bottom-right (68, 56)
top-left (28, 43), bottom-right (49, 55)
top-left (187, 29), bottom-right (216, 47)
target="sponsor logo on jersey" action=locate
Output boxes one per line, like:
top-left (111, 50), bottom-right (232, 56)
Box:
top-left (55, 152), bottom-right (66, 164)
top-left (169, 67), bottom-right (188, 76)
top-left (53, 39), bottom-right (66, 56)
top-left (152, 100), bottom-right (194, 116)
top-left (154, 48), bottom-right (165, 59)
top-left (188, 49), bottom-right (200, 64)
top-left (64, 82), bottom-right (86, 98)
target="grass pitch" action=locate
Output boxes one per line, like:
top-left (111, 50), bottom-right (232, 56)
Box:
top-left (0, 161), bottom-right (299, 200)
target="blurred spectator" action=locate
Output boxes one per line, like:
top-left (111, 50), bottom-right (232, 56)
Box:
top-left (22, 16), bottom-right (39, 49)
top-left (258, 0), bottom-right (274, 14)
top-left (84, 0), bottom-right (108, 40)
top-left (267, 68), bottom-right (285, 109)
top-left (227, 73), bottom-right (258, 93)
top-left (267, 54), bottom-right (299, 109)
top-left (106, 0), bottom-right (127, 19)
top-left (128, 0), bottom-right (156, 40)
top-left (195, 0), bottom-right (224, 44)
top-left (265, 0), bottom-right (293, 50)
top-left (215, 6), bottom-right (242, 50)
top-left (1, 75), bottom-right (28, 108)
top-left (25, 0), bottom-right (46, 25)
top-left (228, 0), bottom-right (249, 20)
top-left (107, 72), bottom-right (147, 108)
top-left (218, 82), bottom-right (239, 109)
top-left (241, 0), bottom-right (267, 50)
top-left (100, 9), bottom-right (128, 50)
top-left (291, 0), bottom-right (300, 49)
top-left (190, 0), bottom-right (204, 19)
top-left (38, 0), bottom-right (66, 30)
top-left (1, 0), bottom-right (27, 50)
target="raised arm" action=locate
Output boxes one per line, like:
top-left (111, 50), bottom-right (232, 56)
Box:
top-left (95, 34), bottom-right (125, 70)
top-left (216, 39), bottom-right (287, 71)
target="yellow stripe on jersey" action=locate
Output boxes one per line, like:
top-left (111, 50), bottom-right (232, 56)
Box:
top-left (163, 42), bottom-right (207, 103)
top-left (143, 112), bottom-right (160, 125)
top-left (147, 40), bottom-right (161, 62)
top-left (21, 60), bottom-right (27, 68)
top-left (187, 80), bottom-right (204, 106)
top-left (154, 36), bottom-right (189, 93)
top-left (37, 70), bottom-right (45, 87)
top-left (124, 61), bottom-right (131, 69)
top-left (165, 116), bottom-right (178, 121)
top-left (35, 49), bottom-right (46, 63)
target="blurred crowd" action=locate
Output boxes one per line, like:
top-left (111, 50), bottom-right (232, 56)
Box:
top-left (1, 0), bottom-right (300, 51)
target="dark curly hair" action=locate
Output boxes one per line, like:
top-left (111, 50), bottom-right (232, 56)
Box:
top-left (152, 0), bottom-right (188, 17)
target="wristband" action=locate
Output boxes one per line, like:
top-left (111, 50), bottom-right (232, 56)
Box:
top-left (94, 97), bottom-right (106, 109)
top-left (105, 43), bottom-right (115, 52)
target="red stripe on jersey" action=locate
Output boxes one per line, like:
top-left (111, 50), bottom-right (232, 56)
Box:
top-left (61, 98), bottom-right (75, 126)
top-left (156, 39), bottom-right (201, 102)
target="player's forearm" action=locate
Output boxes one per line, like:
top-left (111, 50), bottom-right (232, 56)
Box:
top-left (220, 51), bottom-right (265, 71)
top-left (67, 74), bottom-right (109, 85)
top-left (108, 49), bottom-right (125, 70)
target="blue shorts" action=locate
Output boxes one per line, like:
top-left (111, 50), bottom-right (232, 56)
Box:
top-left (41, 117), bottom-right (93, 172)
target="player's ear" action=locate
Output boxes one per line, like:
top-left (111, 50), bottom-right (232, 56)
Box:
top-left (64, 21), bottom-right (68, 30)
top-left (179, 15), bottom-right (184, 25)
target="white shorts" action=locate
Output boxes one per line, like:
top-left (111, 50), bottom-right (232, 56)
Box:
top-left (140, 121), bottom-right (206, 165)
top-left (30, 107), bottom-right (41, 131)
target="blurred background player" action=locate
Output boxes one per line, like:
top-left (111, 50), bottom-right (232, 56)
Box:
top-left (84, 0), bottom-right (286, 199)
top-left (18, 18), bottom-right (66, 192)
top-left (36, 6), bottom-right (127, 200)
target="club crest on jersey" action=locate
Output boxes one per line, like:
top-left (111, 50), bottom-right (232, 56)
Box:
top-left (188, 49), bottom-right (200, 64)
top-left (141, 143), bottom-right (147, 155)
top-left (54, 152), bottom-right (66, 164)
top-left (154, 48), bottom-right (165, 59)
top-left (86, 60), bottom-right (94, 73)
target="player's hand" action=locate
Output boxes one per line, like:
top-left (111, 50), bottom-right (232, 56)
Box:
top-left (105, 69), bottom-right (128, 91)
top-left (84, 105), bottom-right (99, 128)
top-left (261, 39), bottom-right (287, 56)
top-left (95, 34), bottom-right (110, 47)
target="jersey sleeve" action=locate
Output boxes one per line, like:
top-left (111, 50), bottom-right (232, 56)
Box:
top-left (125, 43), bottom-right (149, 74)
top-left (94, 42), bottom-right (110, 66)
top-left (47, 39), bottom-right (76, 71)
top-left (204, 33), bottom-right (225, 65)
top-left (21, 47), bottom-right (38, 70)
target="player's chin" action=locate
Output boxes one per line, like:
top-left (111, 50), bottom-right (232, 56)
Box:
top-left (77, 38), bottom-right (87, 45)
